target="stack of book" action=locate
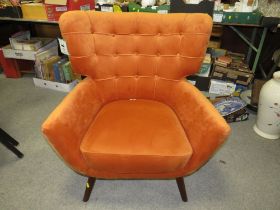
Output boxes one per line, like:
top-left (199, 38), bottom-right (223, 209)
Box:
top-left (197, 53), bottom-right (212, 77)
top-left (215, 56), bottom-right (232, 67)
top-left (214, 52), bottom-right (250, 72)
top-left (212, 97), bottom-right (249, 123)
top-left (35, 55), bottom-right (81, 83)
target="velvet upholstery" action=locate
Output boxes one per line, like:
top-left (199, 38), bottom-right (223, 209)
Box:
top-left (42, 11), bottom-right (230, 179)
top-left (80, 99), bottom-right (193, 174)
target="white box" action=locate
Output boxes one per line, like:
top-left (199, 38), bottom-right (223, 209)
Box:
top-left (33, 78), bottom-right (78, 92)
top-left (209, 79), bottom-right (236, 95)
top-left (2, 38), bottom-right (57, 61)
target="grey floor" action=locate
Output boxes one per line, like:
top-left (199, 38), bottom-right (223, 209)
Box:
top-left (0, 74), bottom-right (280, 210)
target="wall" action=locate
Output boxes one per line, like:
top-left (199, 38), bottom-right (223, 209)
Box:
top-left (258, 0), bottom-right (280, 17)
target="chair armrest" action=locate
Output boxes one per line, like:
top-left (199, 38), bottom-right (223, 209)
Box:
top-left (42, 78), bottom-right (103, 175)
top-left (166, 80), bottom-right (231, 175)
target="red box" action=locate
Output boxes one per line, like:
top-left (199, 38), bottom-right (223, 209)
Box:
top-left (0, 49), bottom-right (21, 78)
top-left (45, 0), bottom-right (94, 21)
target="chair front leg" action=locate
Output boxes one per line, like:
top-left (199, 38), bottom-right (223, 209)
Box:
top-left (83, 177), bottom-right (96, 202)
top-left (176, 177), bottom-right (188, 202)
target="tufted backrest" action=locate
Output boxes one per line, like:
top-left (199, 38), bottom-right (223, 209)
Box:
top-left (60, 11), bottom-right (212, 79)
top-left (59, 12), bottom-right (212, 101)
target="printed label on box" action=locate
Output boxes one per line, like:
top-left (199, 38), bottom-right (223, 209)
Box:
top-left (56, 6), bottom-right (67, 12)
top-left (58, 38), bottom-right (69, 55)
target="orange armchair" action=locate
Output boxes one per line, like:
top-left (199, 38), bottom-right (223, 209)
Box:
top-left (42, 11), bottom-right (230, 202)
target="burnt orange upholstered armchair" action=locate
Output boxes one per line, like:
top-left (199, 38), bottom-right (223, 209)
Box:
top-left (42, 11), bottom-right (230, 202)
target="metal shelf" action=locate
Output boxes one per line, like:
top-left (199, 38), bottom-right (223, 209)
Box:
top-left (0, 17), bottom-right (58, 24)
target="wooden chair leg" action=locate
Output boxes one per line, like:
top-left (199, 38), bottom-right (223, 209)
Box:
top-left (176, 177), bottom-right (188, 202)
top-left (83, 177), bottom-right (96, 202)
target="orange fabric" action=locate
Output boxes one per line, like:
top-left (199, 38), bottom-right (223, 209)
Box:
top-left (42, 11), bottom-right (231, 179)
top-left (80, 99), bottom-right (193, 174)
top-left (42, 78), bottom-right (102, 174)
top-left (59, 11), bottom-right (212, 80)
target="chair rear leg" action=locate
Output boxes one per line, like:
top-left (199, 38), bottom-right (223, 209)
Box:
top-left (83, 177), bottom-right (96, 202)
top-left (176, 177), bottom-right (188, 202)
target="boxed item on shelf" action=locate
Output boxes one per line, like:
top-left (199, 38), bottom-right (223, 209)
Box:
top-left (21, 3), bottom-right (48, 20)
top-left (44, 0), bottom-right (94, 21)
top-left (2, 38), bottom-right (57, 61)
top-left (0, 5), bottom-right (22, 18)
top-left (12, 39), bottom-right (43, 51)
top-left (33, 78), bottom-right (78, 92)
top-left (9, 31), bottom-right (31, 49)
top-left (95, 3), bottom-right (114, 12)
top-left (128, 2), bottom-right (169, 13)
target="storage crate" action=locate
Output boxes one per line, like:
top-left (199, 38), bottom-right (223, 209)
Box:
top-left (2, 39), bottom-right (57, 61)
top-left (33, 78), bottom-right (78, 92)
top-left (21, 3), bottom-right (47, 20)
top-left (222, 11), bottom-right (263, 25)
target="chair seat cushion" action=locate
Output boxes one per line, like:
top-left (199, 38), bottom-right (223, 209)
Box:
top-left (80, 99), bottom-right (193, 174)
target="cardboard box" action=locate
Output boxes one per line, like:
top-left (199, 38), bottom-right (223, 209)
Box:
top-left (209, 79), bottom-right (236, 95)
top-left (2, 39), bottom-right (57, 61)
top-left (21, 3), bottom-right (47, 20)
top-left (211, 64), bottom-right (254, 86)
top-left (33, 78), bottom-right (78, 92)
top-left (45, 0), bottom-right (94, 21)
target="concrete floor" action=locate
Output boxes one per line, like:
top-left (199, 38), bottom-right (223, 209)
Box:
top-left (0, 74), bottom-right (280, 210)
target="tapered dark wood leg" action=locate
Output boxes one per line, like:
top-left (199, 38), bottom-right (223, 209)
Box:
top-left (176, 177), bottom-right (188, 202)
top-left (83, 177), bottom-right (96, 202)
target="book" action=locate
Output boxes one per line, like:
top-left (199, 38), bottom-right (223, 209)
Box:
top-left (57, 58), bottom-right (68, 83)
top-left (52, 60), bottom-right (62, 82)
top-left (42, 56), bottom-right (61, 81)
top-left (34, 46), bottom-right (59, 79)
top-left (62, 61), bottom-right (74, 83)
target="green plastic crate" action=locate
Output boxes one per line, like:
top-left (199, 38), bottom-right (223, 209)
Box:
top-left (222, 11), bottom-right (263, 25)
